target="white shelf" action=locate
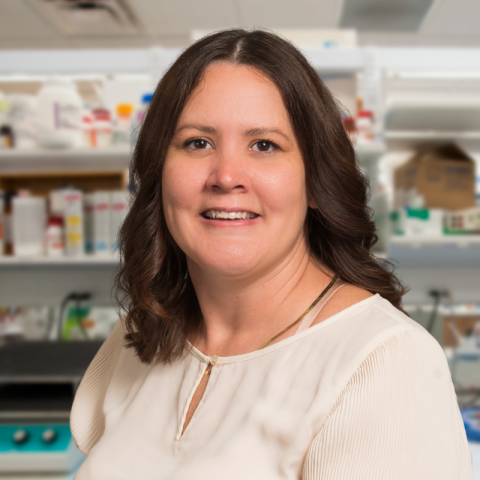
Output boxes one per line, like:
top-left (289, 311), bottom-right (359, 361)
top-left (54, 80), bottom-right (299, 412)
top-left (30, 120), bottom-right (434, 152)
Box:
top-left (0, 147), bottom-right (131, 172)
top-left (354, 143), bottom-right (385, 164)
top-left (0, 254), bottom-right (119, 267)
top-left (388, 236), bottom-right (480, 268)
top-left (389, 235), bottom-right (480, 246)
top-left (385, 131), bottom-right (480, 140)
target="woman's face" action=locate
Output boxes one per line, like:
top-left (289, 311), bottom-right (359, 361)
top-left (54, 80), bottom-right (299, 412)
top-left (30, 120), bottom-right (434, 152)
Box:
top-left (163, 62), bottom-right (310, 280)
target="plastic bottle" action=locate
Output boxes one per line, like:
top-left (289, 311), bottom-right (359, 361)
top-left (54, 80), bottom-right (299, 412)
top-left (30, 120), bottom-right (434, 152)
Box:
top-left (131, 93), bottom-right (153, 147)
top-left (0, 93), bottom-right (13, 149)
top-left (113, 103), bottom-right (134, 146)
top-left (63, 189), bottom-right (84, 256)
top-left (82, 110), bottom-right (95, 148)
top-left (7, 94), bottom-right (38, 149)
top-left (37, 77), bottom-right (83, 148)
top-left (92, 108), bottom-right (113, 148)
top-left (356, 110), bottom-right (374, 143)
top-left (12, 195), bottom-right (47, 257)
top-left (45, 215), bottom-right (65, 257)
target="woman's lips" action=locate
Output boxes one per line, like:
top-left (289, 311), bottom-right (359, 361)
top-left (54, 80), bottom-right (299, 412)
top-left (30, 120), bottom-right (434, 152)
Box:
top-left (201, 209), bottom-right (259, 220)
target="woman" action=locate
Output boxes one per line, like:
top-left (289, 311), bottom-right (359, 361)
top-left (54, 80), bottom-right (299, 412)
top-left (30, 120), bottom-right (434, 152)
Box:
top-left (71, 29), bottom-right (471, 479)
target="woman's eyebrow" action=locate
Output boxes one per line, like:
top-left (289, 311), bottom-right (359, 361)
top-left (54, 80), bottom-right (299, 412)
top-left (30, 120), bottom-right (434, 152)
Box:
top-left (175, 124), bottom-right (217, 135)
top-left (245, 128), bottom-right (290, 141)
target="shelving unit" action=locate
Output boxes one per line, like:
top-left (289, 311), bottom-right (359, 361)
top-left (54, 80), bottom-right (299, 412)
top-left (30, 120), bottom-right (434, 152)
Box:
top-left (0, 148), bottom-right (129, 306)
top-left (0, 254), bottom-right (119, 267)
top-left (0, 147), bottom-right (131, 173)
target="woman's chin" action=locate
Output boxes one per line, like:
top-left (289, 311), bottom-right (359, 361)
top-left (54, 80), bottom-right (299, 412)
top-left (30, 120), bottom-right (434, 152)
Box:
top-left (190, 252), bottom-right (265, 280)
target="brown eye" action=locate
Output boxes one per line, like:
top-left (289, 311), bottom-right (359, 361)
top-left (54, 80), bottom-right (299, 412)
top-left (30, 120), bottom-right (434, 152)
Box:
top-left (252, 140), bottom-right (277, 153)
top-left (185, 138), bottom-right (212, 150)
top-left (193, 139), bottom-right (208, 149)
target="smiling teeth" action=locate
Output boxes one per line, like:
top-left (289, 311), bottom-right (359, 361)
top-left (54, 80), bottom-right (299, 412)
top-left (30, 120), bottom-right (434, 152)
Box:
top-left (205, 210), bottom-right (257, 219)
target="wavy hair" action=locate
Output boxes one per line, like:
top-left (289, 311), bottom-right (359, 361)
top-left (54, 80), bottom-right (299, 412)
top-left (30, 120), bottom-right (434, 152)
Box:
top-left (114, 28), bottom-right (408, 365)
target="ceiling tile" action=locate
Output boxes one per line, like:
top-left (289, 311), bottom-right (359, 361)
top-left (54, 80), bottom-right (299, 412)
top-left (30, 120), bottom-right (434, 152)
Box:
top-left (421, 0), bottom-right (480, 35)
top-left (236, 0), bottom-right (341, 29)
top-left (130, 0), bottom-right (239, 36)
top-left (0, 0), bottom-right (59, 38)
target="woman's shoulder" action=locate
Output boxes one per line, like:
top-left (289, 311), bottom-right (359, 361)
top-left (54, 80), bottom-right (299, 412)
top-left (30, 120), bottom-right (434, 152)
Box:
top-left (304, 288), bottom-right (444, 384)
top-left (70, 317), bottom-right (145, 454)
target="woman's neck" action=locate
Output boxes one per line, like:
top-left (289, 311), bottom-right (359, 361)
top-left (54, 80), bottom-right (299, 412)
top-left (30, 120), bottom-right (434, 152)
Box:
top-left (187, 239), bottom-right (333, 357)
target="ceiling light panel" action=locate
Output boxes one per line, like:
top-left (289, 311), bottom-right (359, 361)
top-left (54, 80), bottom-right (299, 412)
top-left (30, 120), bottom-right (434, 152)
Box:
top-left (339, 0), bottom-right (435, 32)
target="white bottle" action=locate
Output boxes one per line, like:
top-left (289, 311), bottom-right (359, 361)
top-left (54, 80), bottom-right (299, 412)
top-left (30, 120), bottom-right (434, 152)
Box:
top-left (110, 190), bottom-right (129, 251)
top-left (93, 191), bottom-right (111, 255)
top-left (45, 216), bottom-right (65, 257)
top-left (12, 196), bottom-right (46, 257)
top-left (7, 94), bottom-right (38, 149)
top-left (37, 77), bottom-right (83, 148)
top-left (63, 189), bottom-right (84, 256)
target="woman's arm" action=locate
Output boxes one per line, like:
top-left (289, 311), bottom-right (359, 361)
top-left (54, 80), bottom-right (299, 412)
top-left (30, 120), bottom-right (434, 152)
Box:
top-left (70, 318), bottom-right (125, 455)
top-left (303, 329), bottom-right (472, 480)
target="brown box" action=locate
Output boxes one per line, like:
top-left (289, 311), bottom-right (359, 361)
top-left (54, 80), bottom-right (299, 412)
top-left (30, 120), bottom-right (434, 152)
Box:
top-left (394, 144), bottom-right (475, 211)
top-left (444, 316), bottom-right (480, 348)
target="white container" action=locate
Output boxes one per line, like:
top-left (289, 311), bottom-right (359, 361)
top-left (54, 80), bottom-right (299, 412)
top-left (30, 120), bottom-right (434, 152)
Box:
top-left (7, 94), bottom-right (37, 149)
top-left (63, 189), bottom-right (84, 256)
top-left (110, 190), bottom-right (129, 251)
top-left (45, 217), bottom-right (65, 257)
top-left (37, 77), bottom-right (83, 148)
top-left (356, 110), bottom-right (374, 144)
top-left (93, 191), bottom-right (111, 254)
top-left (12, 197), bottom-right (46, 257)
top-left (92, 108), bottom-right (113, 148)
top-left (49, 189), bottom-right (65, 216)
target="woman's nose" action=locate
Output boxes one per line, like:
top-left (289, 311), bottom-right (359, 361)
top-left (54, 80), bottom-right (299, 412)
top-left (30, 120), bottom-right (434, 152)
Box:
top-left (206, 154), bottom-right (246, 192)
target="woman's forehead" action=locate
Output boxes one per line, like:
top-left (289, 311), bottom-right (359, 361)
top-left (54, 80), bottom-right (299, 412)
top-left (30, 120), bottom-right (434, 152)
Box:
top-left (177, 63), bottom-right (292, 134)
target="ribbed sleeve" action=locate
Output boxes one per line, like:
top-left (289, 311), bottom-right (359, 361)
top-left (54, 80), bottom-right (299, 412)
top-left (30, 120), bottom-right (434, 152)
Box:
top-left (303, 329), bottom-right (472, 480)
top-left (70, 319), bottom-right (125, 455)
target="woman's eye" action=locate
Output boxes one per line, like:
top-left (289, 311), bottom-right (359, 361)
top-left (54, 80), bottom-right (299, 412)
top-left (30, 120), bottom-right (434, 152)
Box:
top-left (252, 140), bottom-right (277, 153)
top-left (185, 138), bottom-right (212, 150)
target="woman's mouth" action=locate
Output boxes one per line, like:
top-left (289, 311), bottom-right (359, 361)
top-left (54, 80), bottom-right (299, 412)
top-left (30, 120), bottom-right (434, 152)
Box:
top-left (201, 210), bottom-right (259, 220)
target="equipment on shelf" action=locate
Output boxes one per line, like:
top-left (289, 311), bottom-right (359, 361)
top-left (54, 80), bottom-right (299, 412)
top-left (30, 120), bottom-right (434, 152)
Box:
top-left (0, 340), bottom-right (102, 474)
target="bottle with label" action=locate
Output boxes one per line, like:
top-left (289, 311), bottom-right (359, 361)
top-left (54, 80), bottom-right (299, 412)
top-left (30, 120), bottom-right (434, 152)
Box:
top-left (113, 103), bottom-right (134, 146)
top-left (131, 93), bottom-right (153, 147)
top-left (7, 94), bottom-right (38, 149)
top-left (45, 215), bottom-right (65, 257)
top-left (12, 195), bottom-right (46, 257)
top-left (63, 189), bottom-right (84, 256)
top-left (92, 108), bottom-right (113, 148)
top-left (37, 77), bottom-right (83, 148)
top-left (0, 93), bottom-right (13, 149)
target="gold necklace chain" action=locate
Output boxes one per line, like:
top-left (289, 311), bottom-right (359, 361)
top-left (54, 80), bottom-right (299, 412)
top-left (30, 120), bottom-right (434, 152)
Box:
top-left (204, 275), bottom-right (338, 375)
top-left (257, 274), bottom-right (338, 350)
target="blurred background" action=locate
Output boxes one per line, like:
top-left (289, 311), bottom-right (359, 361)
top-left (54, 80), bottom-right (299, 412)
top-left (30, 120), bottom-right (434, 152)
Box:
top-left (1, 0), bottom-right (480, 478)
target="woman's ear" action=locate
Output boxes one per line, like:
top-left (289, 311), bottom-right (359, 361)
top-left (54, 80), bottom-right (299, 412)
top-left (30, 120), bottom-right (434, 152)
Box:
top-left (308, 197), bottom-right (317, 209)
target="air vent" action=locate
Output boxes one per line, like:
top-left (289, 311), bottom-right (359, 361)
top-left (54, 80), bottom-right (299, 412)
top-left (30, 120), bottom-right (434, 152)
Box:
top-left (339, 0), bottom-right (435, 32)
top-left (30, 0), bottom-right (142, 36)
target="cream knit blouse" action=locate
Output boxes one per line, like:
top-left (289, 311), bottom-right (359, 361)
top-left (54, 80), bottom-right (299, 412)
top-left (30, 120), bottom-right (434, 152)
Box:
top-left (70, 294), bottom-right (472, 479)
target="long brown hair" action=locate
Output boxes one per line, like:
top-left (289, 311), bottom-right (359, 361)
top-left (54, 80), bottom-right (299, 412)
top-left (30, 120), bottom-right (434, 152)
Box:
top-left (115, 28), bottom-right (407, 365)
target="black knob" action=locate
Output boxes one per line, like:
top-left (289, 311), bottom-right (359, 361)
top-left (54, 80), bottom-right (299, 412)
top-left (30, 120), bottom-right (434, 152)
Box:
top-left (13, 429), bottom-right (28, 444)
top-left (42, 428), bottom-right (57, 444)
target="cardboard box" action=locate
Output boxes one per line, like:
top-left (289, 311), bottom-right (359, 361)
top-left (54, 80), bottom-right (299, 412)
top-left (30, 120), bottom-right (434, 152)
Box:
top-left (394, 144), bottom-right (475, 211)
top-left (444, 315), bottom-right (480, 348)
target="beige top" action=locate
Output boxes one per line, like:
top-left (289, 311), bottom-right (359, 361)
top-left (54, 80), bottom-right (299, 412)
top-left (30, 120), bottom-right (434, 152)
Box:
top-left (71, 293), bottom-right (472, 479)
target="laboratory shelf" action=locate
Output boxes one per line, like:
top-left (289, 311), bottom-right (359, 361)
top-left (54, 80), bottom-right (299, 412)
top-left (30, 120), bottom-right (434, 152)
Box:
top-left (388, 236), bottom-right (480, 268)
top-left (385, 130), bottom-right (480, 141)
top-left (0, 147), bottom-right (131, 173)
top-left (0, 254), bottom-right (119, 267)
top-left (354, 142), bottom-right (386, 165)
